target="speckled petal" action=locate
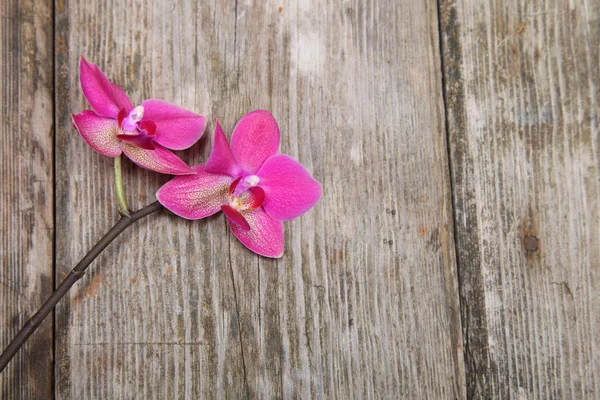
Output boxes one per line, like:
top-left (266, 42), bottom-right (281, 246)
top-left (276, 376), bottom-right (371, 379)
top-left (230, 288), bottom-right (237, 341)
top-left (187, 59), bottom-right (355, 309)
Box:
top-left (157, 165), bottom-right (233, 219)
top-left (258, 154), bottom-right (322, 221)
top-left (122, 142), bottom-right (195, 175)
top-left (230, 110), bottom-right (280, 174)
top-left (79, 56), bottom-right (133, 118)
top-left (141, 99), bottom-right (207, 150)
top-left (72, 111), bottom-right (122, 157)
top-left (205, 119), bottom-right (241, 177)
top-left (228, 207), bottom-right (284, 258)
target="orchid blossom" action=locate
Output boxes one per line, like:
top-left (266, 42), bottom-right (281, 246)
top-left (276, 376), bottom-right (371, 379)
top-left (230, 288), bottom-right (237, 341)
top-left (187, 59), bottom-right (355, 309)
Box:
top-left (72, 56), bottom-right (206, 175)
top-left (157, 110), bottom-right (322, 258)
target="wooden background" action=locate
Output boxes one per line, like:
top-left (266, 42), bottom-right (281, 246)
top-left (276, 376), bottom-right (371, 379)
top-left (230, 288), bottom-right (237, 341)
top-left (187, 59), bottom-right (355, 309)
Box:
top-left (1, 0), bottom-right (598, 398)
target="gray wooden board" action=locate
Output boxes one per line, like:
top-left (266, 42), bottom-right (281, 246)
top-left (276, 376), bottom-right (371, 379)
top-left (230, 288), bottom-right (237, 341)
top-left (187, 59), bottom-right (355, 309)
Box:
top-left (53, 0), bottom-right (464, 398)
top-left (0, 0), bottom-right (54, 397)
top-left (3, 0), bottom-right (600, 397)
top-left (440, 0), bottom-right (600, 397)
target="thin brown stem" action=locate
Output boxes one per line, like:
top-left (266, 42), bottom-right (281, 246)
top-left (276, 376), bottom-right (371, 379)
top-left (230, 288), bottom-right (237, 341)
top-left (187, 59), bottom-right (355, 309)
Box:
top-left (0, 201), bottom-right (164, 373)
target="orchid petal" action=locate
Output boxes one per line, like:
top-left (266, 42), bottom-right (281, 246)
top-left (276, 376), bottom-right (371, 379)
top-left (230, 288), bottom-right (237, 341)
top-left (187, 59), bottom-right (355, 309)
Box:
top-left (205, 119), bottom-right (241, 177)
top-left (111, 84), bottom-right (133, 115)
top-left (141, 99), bottom-right (207, 150)
top-left (79, 56), bottom-right (133, 118)
top-left (122, 142), bottom-right (195, 175)
top-left (230, 110), bottom-right (280, 174)
top-left (157, 165), bottom-right (233, 219)
top-left (258, 154), bottom-right (322, 221)
top-left (72, 111), bottom-right (122, 157)
top-left (228, 207), bottom-right (284, 258)
top-left (221, 205), bottom-right (251, 231)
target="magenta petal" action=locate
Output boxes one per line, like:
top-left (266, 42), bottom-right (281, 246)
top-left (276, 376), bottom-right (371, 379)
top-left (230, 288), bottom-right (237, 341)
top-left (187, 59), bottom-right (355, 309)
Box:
top-left (228, 207), bottom-right (284, 258)
top-left (72, 111), bottom-right (122, 157)
top-left (111, 84), bottom-right (134, 116)
top-left (230, 110), bottom-right (280, 174)
top-left (122, 142), bottom-right (195, 175)
top-left (141, 99), bottom-right (207, 150)
top-left (79, 56), bottom-right (133, 118)
top-left (221, 205), bottom-right (251, 231)
top-left (157, 165), bottom-right (233, 219)
top-left (258, 154), bottom-right (322, 221)
top-left (205, 119), bottom-right (241, 177)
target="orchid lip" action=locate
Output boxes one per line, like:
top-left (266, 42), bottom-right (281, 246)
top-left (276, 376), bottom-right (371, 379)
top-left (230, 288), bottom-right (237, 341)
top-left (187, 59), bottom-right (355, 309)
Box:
top-left (221, 205), bottom-right (251, 231)
top-left (115, 106), bottom-right (158, 151)
top-left (228, 186), bottom-right (266, 212)
top-left (229, 176), bottom-right (243, 197)
top-left (116, 133), bottom-right (156, 150)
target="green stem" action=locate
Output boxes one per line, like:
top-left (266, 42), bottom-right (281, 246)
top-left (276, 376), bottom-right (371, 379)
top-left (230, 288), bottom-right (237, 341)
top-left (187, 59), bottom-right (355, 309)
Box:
top-left (114, 155), bottom-right (130, 216)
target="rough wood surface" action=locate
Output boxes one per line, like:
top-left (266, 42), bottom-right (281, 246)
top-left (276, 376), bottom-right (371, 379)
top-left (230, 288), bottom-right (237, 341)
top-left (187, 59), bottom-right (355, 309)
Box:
top-left (2, 0), bottom-right (598, 397)
top-left (0, 0), bottom-right (54, 397)
top-left (440, 0), bottom-right (600, 398)
top-left (53, 0), bottom-right (464, 398)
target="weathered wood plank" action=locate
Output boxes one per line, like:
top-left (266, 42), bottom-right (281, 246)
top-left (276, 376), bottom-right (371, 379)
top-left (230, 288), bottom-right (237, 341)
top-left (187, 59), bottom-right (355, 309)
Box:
top-left (440, 0), bottom-right (600, 397)
top-left (0, 0), bottom-right (54, 397)
top-left (55, 0), bottom-right (464, 398)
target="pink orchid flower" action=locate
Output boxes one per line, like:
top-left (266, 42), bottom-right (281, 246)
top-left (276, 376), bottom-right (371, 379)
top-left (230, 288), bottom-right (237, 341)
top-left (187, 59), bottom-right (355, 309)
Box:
top-left (157, 110), bottom-right (322, 258)
top-left (72, 56), bottom-right (206, 175)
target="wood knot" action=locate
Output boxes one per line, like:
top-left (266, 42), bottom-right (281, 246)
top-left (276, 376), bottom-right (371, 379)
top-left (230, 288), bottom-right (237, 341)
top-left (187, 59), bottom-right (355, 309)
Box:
top-left (524, 235), bottom-right (539, 251)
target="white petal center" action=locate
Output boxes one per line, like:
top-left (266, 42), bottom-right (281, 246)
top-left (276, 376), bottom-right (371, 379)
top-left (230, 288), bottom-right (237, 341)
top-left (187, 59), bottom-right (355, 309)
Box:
top-left (244, 175), bottom-right (260, 188)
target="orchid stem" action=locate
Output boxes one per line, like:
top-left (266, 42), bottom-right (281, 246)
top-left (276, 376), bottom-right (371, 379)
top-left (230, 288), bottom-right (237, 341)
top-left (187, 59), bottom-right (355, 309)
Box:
top-left (0, 201), bottom-right (164, 373)
top-left (114, 155), bottom-right (130, 217)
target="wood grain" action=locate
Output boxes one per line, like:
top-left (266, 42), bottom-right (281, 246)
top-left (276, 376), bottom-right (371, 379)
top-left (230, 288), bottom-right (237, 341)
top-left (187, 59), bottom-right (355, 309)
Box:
top-left (440, 0), bottom-right (600, 397)
top-left (53, 0), bottom-right (465, 398)
top-left (0, 0), bottom-right (54, 397)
